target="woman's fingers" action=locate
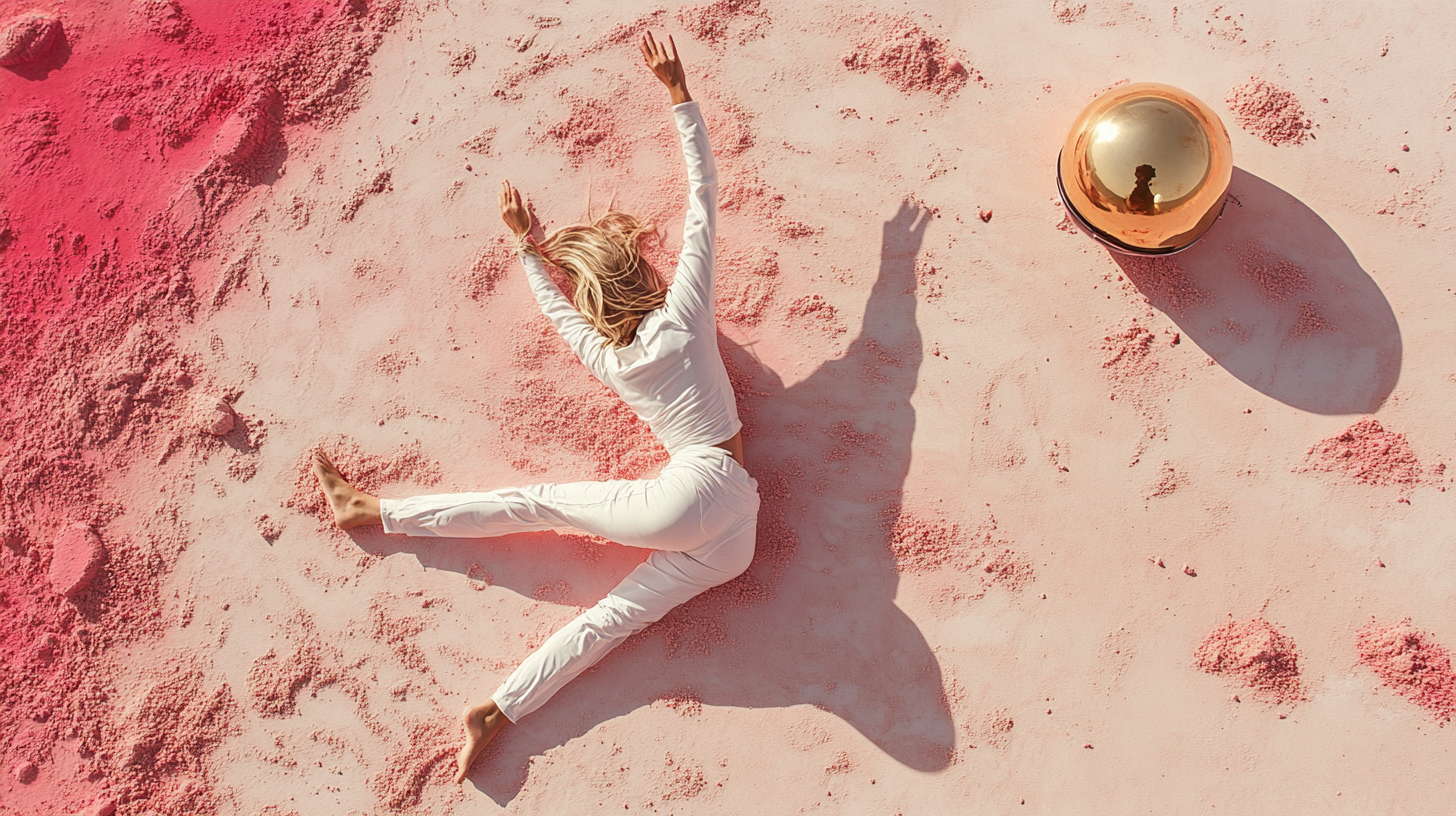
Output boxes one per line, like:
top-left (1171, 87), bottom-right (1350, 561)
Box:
top-left (666, 34), bottom-right (677, 63)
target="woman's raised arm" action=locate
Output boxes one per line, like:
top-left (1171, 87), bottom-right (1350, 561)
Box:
top-left (500, 180), bottom-right (607, 374)
top-left (641, 32), bottom-right (717, 324)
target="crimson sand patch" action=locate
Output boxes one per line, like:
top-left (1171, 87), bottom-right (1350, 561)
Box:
top-left (0, 4), bottom-right (404, 812)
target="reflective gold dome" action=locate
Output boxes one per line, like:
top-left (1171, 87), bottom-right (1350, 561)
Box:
top-left (1057, 82), bottom-right (1233, 254)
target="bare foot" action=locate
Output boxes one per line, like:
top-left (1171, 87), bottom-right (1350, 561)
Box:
top-left (454, 700), bottom-right (509, 785)
top-left (311, 451), bottom-right (381, 530)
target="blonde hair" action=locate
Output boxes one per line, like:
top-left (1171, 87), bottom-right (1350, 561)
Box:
top-left (521, 210), bottom-right (667, 348)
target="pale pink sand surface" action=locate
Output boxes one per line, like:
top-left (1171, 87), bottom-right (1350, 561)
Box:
top-left (2, 2), bottom-right (1456, 815)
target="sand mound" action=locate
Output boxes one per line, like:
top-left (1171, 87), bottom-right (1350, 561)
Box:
top-left (839, 13), bottom-right (975, 97)
top-left (0, 11), bottom-right (61, 67)
top-left (1194, 618), bottom-right (1306, 704)
top-left (47, 522), bottom-right (106, 599)
top-left (1357, 619), bottom-right (1456, 722)
top-left (1226, 78), bottom-right (1313, 146)
top-left (211, 87), bottom-right (279, 167)
top-left (677, 0), bottom-right (771, 46)
top-left (1298, 418), bottom-right (1424, 489)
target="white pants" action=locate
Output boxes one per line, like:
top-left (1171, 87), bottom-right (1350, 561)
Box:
top-left (379, 444), bottom-right (759, 722)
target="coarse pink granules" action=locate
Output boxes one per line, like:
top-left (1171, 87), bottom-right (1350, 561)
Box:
top-left (1100, 319), bottom-right (1159, 387)
top-left (885, 512), bottom-right (964, 572)
top-left (1052, 1), bottom-right (1087, 24)
top-left (1298, 418), bottom-right (1424, 488)
top-left (980, 549), bottom-right (1034, 591)
top-left (110, 659), bottom-right (244, 812)
top-left (715, 244), bottom-right (779, 326)
top-left (1116, 254), bottom-right (1215, 316)
top-left (543, 95), bottom-right (624, 167)
top-left (823, 419), bottom-right (885, 463)
top-left (341, 169), bottom-right (393, 222)
top-left (368, 717), bottom-right (457, 810)
top-left (915, 257), bottom-right (944, 299)
top-left (661, 752), bottom-right (708, 800)
top-left (461, 234), bottom-right (515, 301)
top-left (881, 508), bottom-right (1027, 581)
top-left (495, 373), bottom-right (669, 480)
top-left (1146, 462), bottom-right (1180, 499)
top-left (1226, 78), bottom-right (1314, 146)
top-left (980, 708), bottom-right (1015, 749)
top-left (839, 13), bottom-right (975, 98)
top-left (653, 687), bottom-right (705, 717)
top-left (1194, 618), bottom-right (1306, 704)
top-left (1356, 619), bottom-right (1456, 722)
top-left (245, 614), bottom-right (340, 718)
top-left (369, 595), bottom-right (432, 673)
top-left (676, 0), bottom-right (770, 46)
top-left (286, 437), bottom-right (443, 529)
top-left (493, 50), bottom-right (573, 101)
top-left (1289, 301), bottom-right (1337, 339)
top-left (1228, 239), bottom-right (1311, 302)
top-left (785, 293), bottom-right (846, 340)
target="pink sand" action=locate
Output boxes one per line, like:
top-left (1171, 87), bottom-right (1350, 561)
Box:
top-left (1227, 77), bottom-right (1315, 146)
top-left (1, 2), bottom-right (1454, 814)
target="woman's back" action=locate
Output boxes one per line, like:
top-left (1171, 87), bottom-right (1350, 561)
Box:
top-left (518, 100), bottom-right (741, 454)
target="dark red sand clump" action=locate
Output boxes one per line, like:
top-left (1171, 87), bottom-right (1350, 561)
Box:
top-left (1357, 619), bottom-right (1456, 722)
top-left (1195, 618), bottom-right (1306, 704)
top-left (1298, 418), bottom-right (1425, 489)
top-left (839, 13), bottom-right (977, 97)
top-left (1226, 78), bottom-right (1313, 146)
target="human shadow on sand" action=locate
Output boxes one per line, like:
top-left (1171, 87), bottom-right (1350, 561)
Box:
top-left (359, 201), bottom-right (951, 800)
top-left (1112, 168), bottom-right (1401, 415)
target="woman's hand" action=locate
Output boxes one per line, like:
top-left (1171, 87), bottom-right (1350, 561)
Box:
top-left (499, 180), bottom-right (532, 238)
top-left (639, 31), bottom-right (691, 106)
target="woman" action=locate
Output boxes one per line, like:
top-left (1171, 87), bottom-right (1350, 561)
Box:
top-left (309, 32), bottom-right (758, 784)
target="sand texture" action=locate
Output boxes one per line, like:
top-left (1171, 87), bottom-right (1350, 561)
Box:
top-left (2, 1), bottom-right (1454, 814)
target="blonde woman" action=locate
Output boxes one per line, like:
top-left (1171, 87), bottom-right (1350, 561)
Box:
top-left (310, 32), bottom-right (758, 784)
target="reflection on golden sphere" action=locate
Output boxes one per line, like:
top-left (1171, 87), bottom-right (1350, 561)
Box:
top-left (1057, 82), bottom-right (1233, 254)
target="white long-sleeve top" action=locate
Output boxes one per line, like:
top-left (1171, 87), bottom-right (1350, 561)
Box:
top-left (519, 100), bottom-right (741, 456)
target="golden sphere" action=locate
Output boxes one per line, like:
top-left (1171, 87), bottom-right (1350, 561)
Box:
top-left (1057, 82), bottom-right (1233, 254)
